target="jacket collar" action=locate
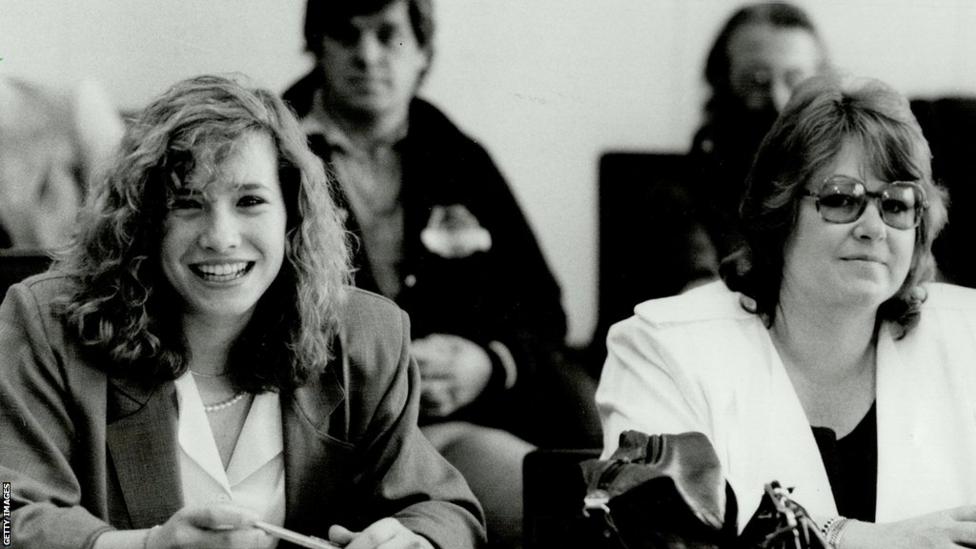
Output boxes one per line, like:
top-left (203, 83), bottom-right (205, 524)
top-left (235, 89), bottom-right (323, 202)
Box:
top-left (104, 352), bottom-right (349, 531)
top-left (106, 336), bottom-right (351, 528)
top-left (106, 376), bottom-right (183, 528)
top-left (282, 347), bottom-right (350, 533)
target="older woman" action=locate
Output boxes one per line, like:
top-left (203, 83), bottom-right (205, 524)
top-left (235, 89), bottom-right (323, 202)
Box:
top-left (597, 74), bottom-right (976, 548)
top-left (0, 75), bottom-right (484, 549)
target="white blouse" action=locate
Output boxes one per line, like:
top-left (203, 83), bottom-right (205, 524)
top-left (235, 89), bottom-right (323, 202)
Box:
top-left (174, 373), bottom-right (285, 545)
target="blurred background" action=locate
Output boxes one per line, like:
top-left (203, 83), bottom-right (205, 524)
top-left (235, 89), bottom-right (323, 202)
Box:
top-left (3, 0), bottom-right (975, 345)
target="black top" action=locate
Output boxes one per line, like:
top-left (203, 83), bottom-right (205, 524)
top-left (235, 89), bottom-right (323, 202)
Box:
top-left (811, 402), bottom-right (878, 522)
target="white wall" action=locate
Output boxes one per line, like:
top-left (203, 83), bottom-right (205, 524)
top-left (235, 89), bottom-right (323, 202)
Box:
top-left (425, 0), bottom-right (976, 344)
top-left (0, 1), bottom-right (311, 107)
top-left (3, 0), bottom-right (975, 344)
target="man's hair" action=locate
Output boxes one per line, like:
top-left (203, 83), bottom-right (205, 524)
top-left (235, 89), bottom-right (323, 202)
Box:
top-left (720, 74), bottom-right (949, 337)
top-left (303, 0), bottom-right (435, 57)
top-left (54, 74), bottom-right (352, 392)
top-left (703, 2), bottom-right (827, 117)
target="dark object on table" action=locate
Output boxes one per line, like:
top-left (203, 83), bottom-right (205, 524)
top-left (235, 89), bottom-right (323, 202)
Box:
top-left (580, 431), bottom-right (736, 549)
top-left (581, 431), bottom-right (830, 549)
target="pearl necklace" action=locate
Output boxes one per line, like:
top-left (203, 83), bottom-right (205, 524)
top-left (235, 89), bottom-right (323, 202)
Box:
top-left (191, 370), bottom-right (228, 379)
top-left (203, 391), bottom-right (248, 413)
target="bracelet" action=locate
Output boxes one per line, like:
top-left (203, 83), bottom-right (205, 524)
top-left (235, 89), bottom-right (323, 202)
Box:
top-left (822, 517), bottom-right (851, 548)
top-left (819, 516), bottom-right (839, 538)
top-left (143, 525), bottom-right (161, 549)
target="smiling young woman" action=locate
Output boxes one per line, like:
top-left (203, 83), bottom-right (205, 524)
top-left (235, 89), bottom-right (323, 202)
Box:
top-left (0, 74), bottom-right (484, 549)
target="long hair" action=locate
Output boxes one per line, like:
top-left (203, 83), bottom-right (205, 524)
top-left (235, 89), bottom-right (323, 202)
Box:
top-left (54, 74), bottom-right (352, 391)
top-left (720, 74), bottom-right (948, 337)
top-left (703, 2), bottom-right (827, 120)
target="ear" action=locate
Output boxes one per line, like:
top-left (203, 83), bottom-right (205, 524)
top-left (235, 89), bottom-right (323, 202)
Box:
top-left (416, 48), bottom-right (434, 84)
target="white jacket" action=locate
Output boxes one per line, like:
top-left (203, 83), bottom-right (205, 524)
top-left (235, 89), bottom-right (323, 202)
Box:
top-left (597, 280), bottom-right (976, 528)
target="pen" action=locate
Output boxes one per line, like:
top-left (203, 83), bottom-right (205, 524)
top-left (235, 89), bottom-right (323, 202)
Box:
top-left (253, 520), bottom-right (341, 549)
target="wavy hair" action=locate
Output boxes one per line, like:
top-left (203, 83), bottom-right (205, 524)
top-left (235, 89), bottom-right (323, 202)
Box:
top-left (720, 74), bottom-right (948, 338)
top-left (53, 74), bottom-right (352, 391)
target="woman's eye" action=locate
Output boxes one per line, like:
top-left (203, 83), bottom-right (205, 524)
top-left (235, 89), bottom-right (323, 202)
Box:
top-left (168, 197), bottom-right (203, 210)
top-left (883, 199), bottom-right (909, 213)
top-left (821, 194), bottom-right (858, 209)
top-left (238, 195), bottom-right (267, 208)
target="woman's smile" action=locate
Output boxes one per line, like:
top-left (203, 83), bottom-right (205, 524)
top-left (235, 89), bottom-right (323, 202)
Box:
top-left (189, 261), bottom-right (255, 283)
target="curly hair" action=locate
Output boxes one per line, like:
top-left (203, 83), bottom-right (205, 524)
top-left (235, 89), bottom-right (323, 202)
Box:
top-left (53, 74), bottom-right (352, 392)
top-left (720, 74), bottom-right (949, 338)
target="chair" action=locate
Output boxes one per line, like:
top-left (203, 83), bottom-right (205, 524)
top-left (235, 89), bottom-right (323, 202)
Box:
top-left (0, 248), bottom-right (53, 297)
top-left (523, 448), bottom-right (603, 549)
top-left (589, 152), bottom-right (700, 373)
top-left (910, 97), bottom-right (976, 288)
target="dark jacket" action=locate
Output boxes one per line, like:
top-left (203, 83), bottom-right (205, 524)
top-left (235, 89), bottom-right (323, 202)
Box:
top-left (0, 274), bottom-right (485, 549)
top-left (284, 73), bottom-right (569, 440)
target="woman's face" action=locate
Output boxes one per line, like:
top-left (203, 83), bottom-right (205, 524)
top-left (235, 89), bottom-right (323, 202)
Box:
top-left (160, 131), bottom-right (288, 327)
top-left (727, 23), bottom-right (822, 114)
top-left (781, 139), bottom-right (916, 312)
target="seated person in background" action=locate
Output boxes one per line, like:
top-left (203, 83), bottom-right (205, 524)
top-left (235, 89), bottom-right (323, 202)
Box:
top-left (0, 74), bottom-right (484, 549)
top-left (689, 2), bottom-right (829, 276)
top-left (597, 74), bottom-right (976, 547)
top-left (0, 77), bottom-right (123, 248)
top-left (285, 1), bottom-right (599, 546)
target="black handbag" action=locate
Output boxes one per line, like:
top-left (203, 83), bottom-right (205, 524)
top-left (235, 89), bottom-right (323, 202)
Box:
top-left (581, 431), bottom-right (829, 549)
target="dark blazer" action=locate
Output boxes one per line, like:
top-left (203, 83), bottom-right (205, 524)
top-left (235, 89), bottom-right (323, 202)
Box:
top-left (284, 72), bottom-right (570, 442)
top-left (0, 273), bottom-right (485, 549)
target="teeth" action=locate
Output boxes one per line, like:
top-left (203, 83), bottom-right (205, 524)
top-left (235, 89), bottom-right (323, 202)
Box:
top-left (194, 262), bottom-right (249, 280)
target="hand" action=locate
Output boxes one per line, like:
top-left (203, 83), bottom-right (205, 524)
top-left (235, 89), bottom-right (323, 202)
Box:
top-left (412, 334), bottom-right (492, 418)
top-left (842, 506), bottom-right (976, 548)
top-left (329, 519), bottom-right (434, 549)
top-left (147, 504), bottom-right (272, 549)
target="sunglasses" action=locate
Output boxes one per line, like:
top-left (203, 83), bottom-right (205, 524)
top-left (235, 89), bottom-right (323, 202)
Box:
top-left (800, 175), bottom-right (928, 230)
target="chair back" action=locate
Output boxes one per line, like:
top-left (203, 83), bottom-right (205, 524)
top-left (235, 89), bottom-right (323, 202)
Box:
top-left (523, 448), bottom-right (602, 549)
top-left (592, 152), bottom-right (698, 368)
top-left (911, 97), bottom-right (976, 287)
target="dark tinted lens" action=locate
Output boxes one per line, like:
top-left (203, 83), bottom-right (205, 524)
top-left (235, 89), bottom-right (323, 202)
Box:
top-left (817, 179), bottom-right (865, 223)
top-left (880, 184), bottom-right (919, 229)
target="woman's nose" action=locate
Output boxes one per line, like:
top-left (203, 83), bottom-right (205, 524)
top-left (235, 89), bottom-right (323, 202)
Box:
top-left (199, 207), bottom-right (241, 251)
top-left (853, 200), bottom-right (887, 241)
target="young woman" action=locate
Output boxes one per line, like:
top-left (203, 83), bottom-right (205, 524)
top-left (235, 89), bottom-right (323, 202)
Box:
top-left (0, 75), bottom-right (484, 549)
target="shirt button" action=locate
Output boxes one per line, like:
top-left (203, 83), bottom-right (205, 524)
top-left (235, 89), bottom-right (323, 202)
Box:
top-left (404, 274), bottom-right (417, 288)
top-left (217, 494), bottom-right (230, 502)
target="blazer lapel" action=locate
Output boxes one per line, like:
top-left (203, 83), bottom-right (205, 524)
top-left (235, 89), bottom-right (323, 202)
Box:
top-left (722, 326), bottom-right (837, 524)
top-left (752, 344), bottom-right (837, 520)
top-left (875, 323), bottom-right (976, 521)
top-left (106, 377), bottom-right (183, 528)
top-left (282, 350), bottom-right (356, 536)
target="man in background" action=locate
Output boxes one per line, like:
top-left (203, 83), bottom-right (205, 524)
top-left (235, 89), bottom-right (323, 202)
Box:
top-left (284, 1), bottom-right (600, 547)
